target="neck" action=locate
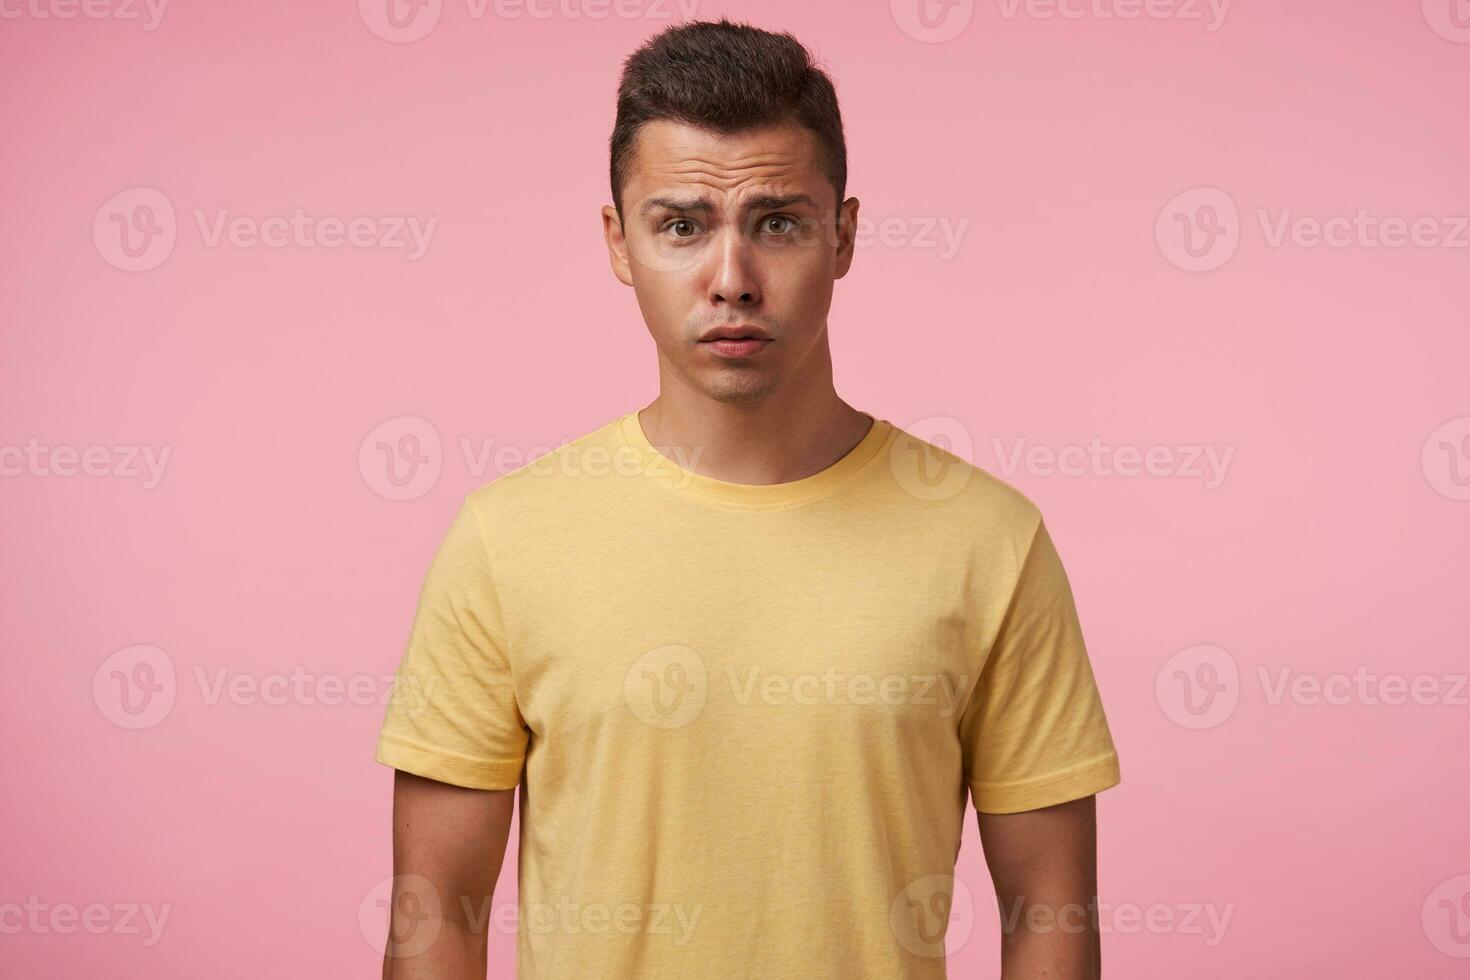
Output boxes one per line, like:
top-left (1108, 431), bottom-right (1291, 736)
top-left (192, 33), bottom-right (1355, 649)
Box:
top-left (637, 388), bottom-right (872, 487)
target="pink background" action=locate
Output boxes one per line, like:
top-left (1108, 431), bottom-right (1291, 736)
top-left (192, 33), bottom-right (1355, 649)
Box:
top-left (3, 0), bottom-right (1468, 976)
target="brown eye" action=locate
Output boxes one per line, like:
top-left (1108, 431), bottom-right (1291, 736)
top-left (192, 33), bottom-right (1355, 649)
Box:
top-left (764, 216), bottom-right (796, 234)
top-left (669, 219), bottom-right (697, 238)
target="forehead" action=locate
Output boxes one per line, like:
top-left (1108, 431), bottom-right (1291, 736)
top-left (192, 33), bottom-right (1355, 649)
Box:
top-left (626, 119), bottom-right (827, 206)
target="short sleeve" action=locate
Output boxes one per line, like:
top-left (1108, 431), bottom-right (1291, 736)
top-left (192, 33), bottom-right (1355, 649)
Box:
top-left (375, 498), bottom-right (528, 790)
top-left (959, 519), bottom-right (1121, 814)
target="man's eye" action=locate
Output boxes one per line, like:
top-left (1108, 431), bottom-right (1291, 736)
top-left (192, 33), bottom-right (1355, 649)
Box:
top-left (667, 219), bottom-right (699, 238)
top-left (762, 215), bottom-right (798, 235)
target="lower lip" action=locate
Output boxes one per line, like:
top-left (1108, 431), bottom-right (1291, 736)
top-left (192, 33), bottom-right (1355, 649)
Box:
top-left (700, 338), bottom-right (772, 358)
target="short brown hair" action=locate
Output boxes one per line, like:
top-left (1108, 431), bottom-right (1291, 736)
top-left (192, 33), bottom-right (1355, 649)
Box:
top-left (609, 17), bottom-right (848, 224)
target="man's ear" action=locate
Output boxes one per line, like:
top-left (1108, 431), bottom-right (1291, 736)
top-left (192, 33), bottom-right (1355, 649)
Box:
top-left (602, 205), bottom-right (634, 286)
top-left (834, 196), bottom-right (860, 279)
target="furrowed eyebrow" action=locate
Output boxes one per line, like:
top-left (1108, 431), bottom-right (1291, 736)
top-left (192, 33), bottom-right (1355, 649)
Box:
top-left (741, 194), bottom-right (819, 215)
top-left (639, 193), bottom-right (821, 217)
top-left (640, 195), bottom-right (713, 216)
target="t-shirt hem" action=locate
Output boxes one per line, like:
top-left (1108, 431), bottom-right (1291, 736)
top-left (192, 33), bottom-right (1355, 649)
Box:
top-left (375, 734), bottom-right (523, 790)
top-left (970, 751), bottom-right (1121, 814)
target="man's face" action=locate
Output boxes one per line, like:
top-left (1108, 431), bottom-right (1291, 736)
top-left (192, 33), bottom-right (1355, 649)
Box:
top-left (603, 120), bottom-right (859, 406)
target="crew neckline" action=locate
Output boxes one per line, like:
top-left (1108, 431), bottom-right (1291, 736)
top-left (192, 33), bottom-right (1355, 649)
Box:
top-left (617, 409), bottom-right (895, 511)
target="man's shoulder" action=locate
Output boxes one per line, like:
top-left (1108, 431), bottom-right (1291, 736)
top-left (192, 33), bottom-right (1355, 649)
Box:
top-left (883, 419), bottom-right (1045, 540)
top-left (462, 412), bottom-right (628, 516)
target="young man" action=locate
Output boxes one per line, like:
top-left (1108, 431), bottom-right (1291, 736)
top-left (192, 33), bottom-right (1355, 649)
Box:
top-left (376, 17), bottom-right (1121, 979)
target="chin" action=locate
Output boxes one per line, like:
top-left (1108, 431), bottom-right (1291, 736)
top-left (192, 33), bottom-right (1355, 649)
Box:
top-left (700, 372), bottom-right (782, 406)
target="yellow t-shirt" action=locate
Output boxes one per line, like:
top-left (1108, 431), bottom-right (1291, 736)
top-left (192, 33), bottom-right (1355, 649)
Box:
top-left (376, 410), bottom-right (1121, 978)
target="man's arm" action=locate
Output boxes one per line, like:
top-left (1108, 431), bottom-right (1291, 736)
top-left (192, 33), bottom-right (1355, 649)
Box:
top-left (977, 794), bottom-right (1101, 980)
top-left (382, 770), bottom-right (516, 980)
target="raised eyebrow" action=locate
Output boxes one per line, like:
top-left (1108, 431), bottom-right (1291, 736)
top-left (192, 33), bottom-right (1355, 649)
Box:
top-left (638, 193), bottom-right (820, 217)
top-left (639, 195), bottom-right (713, 216)
top-left (740, 194), bottom-right (820, 215)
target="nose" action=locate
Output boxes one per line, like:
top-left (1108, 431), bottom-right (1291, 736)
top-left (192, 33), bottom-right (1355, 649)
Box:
top-left (705, 227), bottom-right (761, 308)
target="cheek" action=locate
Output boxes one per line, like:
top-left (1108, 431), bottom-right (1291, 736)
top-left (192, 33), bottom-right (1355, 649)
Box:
top-left (767, 249), bottom-right (835, 310)
top-left (630, 268), bottom-right (697, 341)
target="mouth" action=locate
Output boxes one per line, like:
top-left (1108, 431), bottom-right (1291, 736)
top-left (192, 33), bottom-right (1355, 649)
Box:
top-left (698, 324), bottom-right (774, 343)
top-left (697, 327), bottom-right (774, 360)
top-left (696, 333), bottom-right (770, 359)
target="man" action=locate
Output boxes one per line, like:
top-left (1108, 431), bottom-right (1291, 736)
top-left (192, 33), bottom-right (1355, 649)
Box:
top-left (376, 17), bottom-right (1121, 979)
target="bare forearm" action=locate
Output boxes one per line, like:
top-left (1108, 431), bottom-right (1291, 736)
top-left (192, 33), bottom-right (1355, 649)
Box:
top-left (382, 914), bottom-right (489, 980)
top-left (979, 796), bottom-right (1102, 980)
top-left (382, 772), bottom-right (515, 980)
top-left (997, 893), bottom-right (1100, 979)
